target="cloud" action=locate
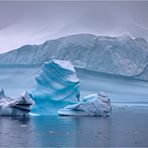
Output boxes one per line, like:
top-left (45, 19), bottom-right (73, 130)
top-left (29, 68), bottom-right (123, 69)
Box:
top-left (0, 1), bottom-right (148, 53)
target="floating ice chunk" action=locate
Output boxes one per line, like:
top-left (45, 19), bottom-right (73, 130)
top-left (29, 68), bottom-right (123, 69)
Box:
top-left (30, 59), bottom-right (80, 115)
top-left (58, 92), bottom-right (112, 116)
top-left (0, 89), bottom-right (33, 116)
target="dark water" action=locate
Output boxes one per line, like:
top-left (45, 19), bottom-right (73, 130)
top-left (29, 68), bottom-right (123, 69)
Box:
top-left (0, 107), bottom-right (148, 147)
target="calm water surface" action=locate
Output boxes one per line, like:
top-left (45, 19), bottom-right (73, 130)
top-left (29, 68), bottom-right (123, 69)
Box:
top-left (0, 107), bottom-right (148, 147)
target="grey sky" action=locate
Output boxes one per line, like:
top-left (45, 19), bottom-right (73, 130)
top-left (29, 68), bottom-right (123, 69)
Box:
top-left (0, 1), bottom-right (148, 53)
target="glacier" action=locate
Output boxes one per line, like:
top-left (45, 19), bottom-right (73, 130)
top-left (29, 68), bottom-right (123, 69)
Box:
top-left (29, 60), bottom-right (80, 115)
top-left (0, 34), bottom-right (148, 80)
top-left (0, 89), bottom-right (33, 116)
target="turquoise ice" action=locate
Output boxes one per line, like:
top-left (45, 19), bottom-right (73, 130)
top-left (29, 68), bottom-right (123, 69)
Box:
top-left (30, 60), bottom-right (80, 115)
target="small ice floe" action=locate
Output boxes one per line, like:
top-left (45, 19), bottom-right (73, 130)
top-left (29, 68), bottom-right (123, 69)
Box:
top-left (58, 91), bottom-right (112, 117)
top-left (0, 89), bottom-right (33, 116)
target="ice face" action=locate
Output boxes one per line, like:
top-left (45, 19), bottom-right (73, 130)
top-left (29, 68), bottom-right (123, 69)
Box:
top-left (29, 59), bottom-right (80, 115)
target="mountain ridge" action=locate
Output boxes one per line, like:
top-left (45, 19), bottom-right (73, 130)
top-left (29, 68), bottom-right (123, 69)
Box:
top-left (0, 33), bottom-right (148, 80)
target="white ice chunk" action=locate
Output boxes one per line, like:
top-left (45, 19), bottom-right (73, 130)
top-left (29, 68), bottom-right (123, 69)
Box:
top-left (58, 91), bottom-right (112, 116)
top-left (0, 89), bottom-right (33, 116)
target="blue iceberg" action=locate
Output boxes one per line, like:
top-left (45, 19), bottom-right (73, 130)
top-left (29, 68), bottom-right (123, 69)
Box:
top-left (30, 60), bottom-right (80, 115)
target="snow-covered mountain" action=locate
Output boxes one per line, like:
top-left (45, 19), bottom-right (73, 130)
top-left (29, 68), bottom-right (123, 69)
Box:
top-left (0, 34), bottom-right (148, 80)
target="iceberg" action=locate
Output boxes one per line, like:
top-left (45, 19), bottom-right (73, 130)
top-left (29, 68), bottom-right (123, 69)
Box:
top-left (0, 89), bottom-right (33, 116)
top-left (30, 59), bottom-right (80, 115)
top-left (0, 60), bottom-right (112, 117)
top-left (58, 92), bottom-right (112, 116)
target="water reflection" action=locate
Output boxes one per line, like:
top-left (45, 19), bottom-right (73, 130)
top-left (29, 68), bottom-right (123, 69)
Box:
top-left (0, 116), bottom-right (112, 147)
top-left (29, 116), bottom-right (112, 147)
top-left (75, 117), bottom-right (112, 147)
top-left (0, 116), bottom-right (32, 147)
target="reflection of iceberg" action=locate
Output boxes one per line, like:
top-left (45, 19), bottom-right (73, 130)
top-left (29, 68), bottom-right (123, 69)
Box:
top-left (58, 92), bottom-right (112, 116)
top-left (0, 89), bottom-right (33, 116)
top-left (30, 60), bottom-right (80, 115)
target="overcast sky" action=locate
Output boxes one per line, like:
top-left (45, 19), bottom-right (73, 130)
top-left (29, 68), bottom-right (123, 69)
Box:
top-left (0, 1), bottom-right (148, 53)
